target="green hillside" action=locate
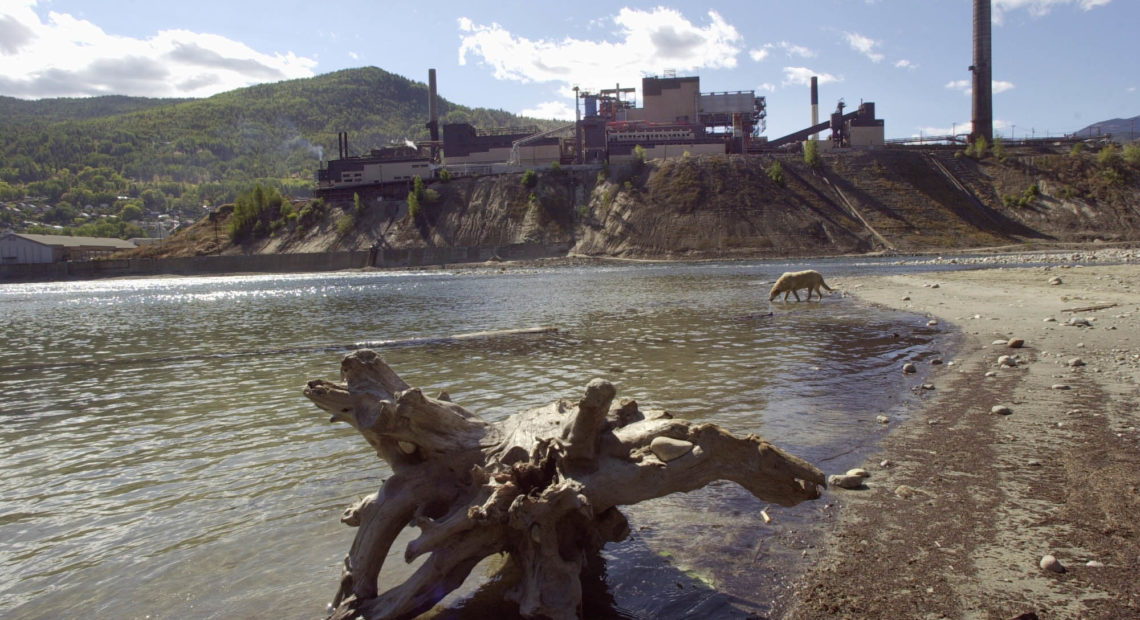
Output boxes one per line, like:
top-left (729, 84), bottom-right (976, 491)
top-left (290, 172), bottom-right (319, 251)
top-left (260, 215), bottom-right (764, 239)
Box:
top-left (0, 67), bottom-right (558, 235)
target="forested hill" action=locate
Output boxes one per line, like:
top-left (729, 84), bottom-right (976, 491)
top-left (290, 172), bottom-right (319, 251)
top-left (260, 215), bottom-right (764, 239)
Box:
top-left (0, 67), bottom-right (558, 234)
top-left (0, 95), bottom-right (192, 125)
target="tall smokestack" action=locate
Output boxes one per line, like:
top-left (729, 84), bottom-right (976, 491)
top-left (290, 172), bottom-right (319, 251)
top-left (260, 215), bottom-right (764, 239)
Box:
top-left (810, 76), bottom-right (819, 140)
top-left (427, 68), bottom-right (439, 142)
top-left (971, 0), bottom-right (993, 143)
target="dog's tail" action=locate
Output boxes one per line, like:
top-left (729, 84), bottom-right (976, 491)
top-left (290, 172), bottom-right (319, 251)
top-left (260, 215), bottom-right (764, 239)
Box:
top-left (820, 279), bottom-right (833, 291)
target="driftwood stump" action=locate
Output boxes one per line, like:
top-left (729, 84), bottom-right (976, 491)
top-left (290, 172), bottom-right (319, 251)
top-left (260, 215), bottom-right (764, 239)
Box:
top-left (305, 349), bottom-right (825, 620)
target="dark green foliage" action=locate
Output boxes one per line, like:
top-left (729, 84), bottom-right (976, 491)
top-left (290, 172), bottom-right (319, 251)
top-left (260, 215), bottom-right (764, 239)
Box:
top-left (297, 198), bottom-right (326, 230)
top-left (27, 217), bottom-right (144, 239)
top-left (1124, 143), bottom-right (1140, 167)
top-left (335, 213), bottom-right (356, 236)
top-left (119, 202), bottom-right (143, 221)
top-left (966, 136), bottom-right (989, 159)
top-left (767, 160), bottom-right (785, 186)
top-left (1097, 144), bottom-right (1121, 169)
top-left (228, 183), bottom-right (286, 241)
top-left (521, 169), bottom-right (538, 188)
top-left (407, 192), bottom-right (421, 219)
top-left (1003, 183), bottom-right (1041, 208)
top-left (407, 175), bottom-right (425, 219)
top-left (438, 168), bottom-right (451, 183)
top-left (991, 137), bottom-right (1006, 161)
top-left (804, 140), bottom-right (822, 168)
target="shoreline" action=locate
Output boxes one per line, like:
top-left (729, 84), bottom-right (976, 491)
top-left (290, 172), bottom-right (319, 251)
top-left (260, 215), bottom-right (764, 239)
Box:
top-left (782, 263), bottom-right (1140, 618)
top-left (2, 241), bottom-right (1136, 285)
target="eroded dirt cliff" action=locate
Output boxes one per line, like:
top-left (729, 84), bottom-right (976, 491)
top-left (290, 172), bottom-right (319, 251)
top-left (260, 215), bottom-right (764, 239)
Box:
top-left (134, 145), bottom-right (1140, 260)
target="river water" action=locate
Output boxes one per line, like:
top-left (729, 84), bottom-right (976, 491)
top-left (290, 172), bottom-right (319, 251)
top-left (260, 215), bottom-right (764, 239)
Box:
top-left (0, 259), bottom-right (956, 619)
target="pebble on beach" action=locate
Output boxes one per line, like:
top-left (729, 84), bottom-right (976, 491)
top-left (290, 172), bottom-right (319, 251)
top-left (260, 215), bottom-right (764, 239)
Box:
top-left (1049, 276), bottom-right (1063, 285)
top-left (828, 474), bottom-right (866, 489)
top-left (1068, 357), bottom-right (1086, 367)
top-left (991, 405), bottom-right (1013, 415)
top-left (895, 485), bottom-right (918, 499)
top-left (1008, 338), bottom-right (1025, 348)
top-left (1040, 554), bottom-right (1066, 573)
top-left (903, 362), bottom-right (917, 374)
top-left (876, 415), bottom-right (890, 424)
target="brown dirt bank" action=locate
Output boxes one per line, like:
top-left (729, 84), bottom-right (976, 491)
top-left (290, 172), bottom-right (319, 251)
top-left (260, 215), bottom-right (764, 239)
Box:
top-left (782, 264), bottom-right (1140, 619)
top-left (126, 145), bottom-right (1140, 264)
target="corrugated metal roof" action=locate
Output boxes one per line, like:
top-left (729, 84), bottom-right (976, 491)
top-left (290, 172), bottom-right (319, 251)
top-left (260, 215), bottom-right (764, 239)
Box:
top-left (2, 232), bottom-right (137, 249)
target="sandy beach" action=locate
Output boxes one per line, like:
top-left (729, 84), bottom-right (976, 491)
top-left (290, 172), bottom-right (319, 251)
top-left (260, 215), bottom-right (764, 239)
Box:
top-left (784, 259), bottom-right (1140, 618)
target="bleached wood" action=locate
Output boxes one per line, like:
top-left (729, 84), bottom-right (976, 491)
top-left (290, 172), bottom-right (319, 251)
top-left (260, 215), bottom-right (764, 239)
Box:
top-left (305, 350), bottom-right (825, 619)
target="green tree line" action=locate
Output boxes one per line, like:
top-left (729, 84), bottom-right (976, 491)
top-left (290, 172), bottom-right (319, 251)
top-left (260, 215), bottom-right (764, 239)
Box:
top-left (0, 66), bottom-right (562, 237)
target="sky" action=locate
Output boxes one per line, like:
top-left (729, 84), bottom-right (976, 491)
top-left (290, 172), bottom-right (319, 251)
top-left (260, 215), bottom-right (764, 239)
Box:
top-left (0, 0), bottom-right (1136, 141)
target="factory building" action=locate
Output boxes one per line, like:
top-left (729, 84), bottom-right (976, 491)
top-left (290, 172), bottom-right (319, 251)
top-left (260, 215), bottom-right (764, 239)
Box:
top-left (441, 124), bottom-right (563, 167)
top-left (316, 69), bottom-right (884, 193)
top-left (0, 232), bottom-right (136, 264)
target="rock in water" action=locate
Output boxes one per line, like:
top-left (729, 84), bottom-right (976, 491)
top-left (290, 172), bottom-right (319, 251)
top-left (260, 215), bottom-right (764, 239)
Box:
top-left (902, 363), bottom-right (917, 374)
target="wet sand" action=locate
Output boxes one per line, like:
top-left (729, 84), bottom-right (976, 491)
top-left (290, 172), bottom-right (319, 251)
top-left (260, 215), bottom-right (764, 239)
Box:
top-left (785, 262), bottom-right (1140, 618)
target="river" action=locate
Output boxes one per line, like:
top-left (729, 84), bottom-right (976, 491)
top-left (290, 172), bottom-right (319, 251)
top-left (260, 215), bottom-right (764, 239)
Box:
top-left (0, 258), bottom-right (956, 619)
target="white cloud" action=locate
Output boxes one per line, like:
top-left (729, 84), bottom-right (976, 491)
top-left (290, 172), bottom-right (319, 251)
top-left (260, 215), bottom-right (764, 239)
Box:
top-left (843, 32), bottom-right (884, 63)
top-left (946, 79), bottom-right (971, 94)
top-left (993, 0), bottom-right (1111, 22)
top-left (521, 100), bottom-right (576, 121)
top-left (916, 121), bottom-right (971, 137)
top-left (0, 0), bottom-right (315, 98)
top-left (945, 79), bottom-right (1015, 95)
top-left (749, 47), bottom-right (769, 62)
top-left (757, 82), bottom-right (776, 93)
top-left (895, 59), bottom-right (917, 69)
top-left (458, 8), bottom-right (742, 91)
top-left (1126, 86), bottom-right (1136, 93)
top-left (782, 67), bottom-right (840, 87)
top-left (775, 41), bottom-right (815, 58)
top-left (992, 80), bottom-right (1015, 94)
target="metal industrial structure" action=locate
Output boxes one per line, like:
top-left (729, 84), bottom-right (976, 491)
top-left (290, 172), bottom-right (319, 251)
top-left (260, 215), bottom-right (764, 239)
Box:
top-left (971, 0), bottom-right (994, 143)
top-left (316, 67), bottom-right (885, 194)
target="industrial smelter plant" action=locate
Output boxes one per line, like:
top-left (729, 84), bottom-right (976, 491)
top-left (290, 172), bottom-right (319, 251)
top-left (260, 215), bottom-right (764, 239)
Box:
top-left (316, 67), bottom-right (885, 195)
top-left (316, 0), bottom-right (1003, 195)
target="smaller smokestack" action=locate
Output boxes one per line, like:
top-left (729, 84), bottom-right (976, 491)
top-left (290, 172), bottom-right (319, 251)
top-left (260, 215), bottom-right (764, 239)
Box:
top-left (810, 76), bottom-right (819, 140)
top-left (427, 68), bottom-right (439, 142)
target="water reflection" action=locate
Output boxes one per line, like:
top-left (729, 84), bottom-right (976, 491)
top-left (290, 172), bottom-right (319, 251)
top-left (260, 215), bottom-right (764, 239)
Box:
top-left (0, 260), bottom-right (950, 618)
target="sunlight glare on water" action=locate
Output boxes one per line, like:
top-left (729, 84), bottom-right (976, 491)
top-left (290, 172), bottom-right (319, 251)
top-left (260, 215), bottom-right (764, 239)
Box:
top-left (0, 260), bottom-right (951, 618)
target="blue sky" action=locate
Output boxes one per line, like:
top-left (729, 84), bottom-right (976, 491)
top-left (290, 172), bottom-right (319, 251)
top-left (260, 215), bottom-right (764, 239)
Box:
top-left (0, 0), bottom-right (1135, 140)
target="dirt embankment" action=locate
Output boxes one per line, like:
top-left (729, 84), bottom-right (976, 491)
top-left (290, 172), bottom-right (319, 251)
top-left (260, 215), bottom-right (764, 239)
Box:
top-left (130, 146), bottom-right (1140, 261)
